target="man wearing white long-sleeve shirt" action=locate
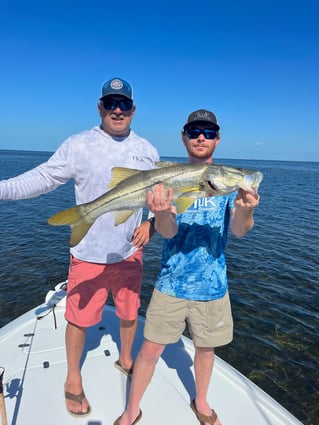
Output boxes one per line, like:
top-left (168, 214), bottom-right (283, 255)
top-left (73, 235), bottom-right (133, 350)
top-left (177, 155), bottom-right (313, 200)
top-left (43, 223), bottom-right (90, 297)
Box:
top-left (0, 77), bottom-right (160, 416)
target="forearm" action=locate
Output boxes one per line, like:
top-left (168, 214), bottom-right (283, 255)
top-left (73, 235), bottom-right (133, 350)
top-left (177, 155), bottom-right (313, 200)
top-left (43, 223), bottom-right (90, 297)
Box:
top-left (0, 141), bottom-right (73, 201)
top-left (231, 207), bottom-right (254, 237)
top-left (0, 167), bottom-right (60, 200)
top-left (231, 189), bottom-right (260, 237)
top-left (154, 212), bottom-right (178, 238)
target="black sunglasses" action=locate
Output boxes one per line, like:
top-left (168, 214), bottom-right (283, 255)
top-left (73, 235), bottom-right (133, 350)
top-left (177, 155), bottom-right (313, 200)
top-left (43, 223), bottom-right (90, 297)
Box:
top-left (185, 128), bottom-right (218, 139)
top-left (101, 97), bottom-right (133, 111)
top-left (185, 127), bottom-right (217, 139)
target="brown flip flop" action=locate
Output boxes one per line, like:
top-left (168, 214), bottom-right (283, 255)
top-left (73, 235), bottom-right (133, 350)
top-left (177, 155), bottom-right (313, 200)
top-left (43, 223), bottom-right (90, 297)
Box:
top-left (114, 359), bottom-right (134, 378)
top-left (190, 399), bottom-right (218, 424)
top-left (65, 390), bottom-right (91, 417)
top-left (113, 409), bottom-right (142, 425)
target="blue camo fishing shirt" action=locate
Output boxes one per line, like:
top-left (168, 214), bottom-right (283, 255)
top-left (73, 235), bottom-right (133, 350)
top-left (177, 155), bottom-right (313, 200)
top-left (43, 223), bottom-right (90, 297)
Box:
top-left (156, 193), bottom-right (236, 301)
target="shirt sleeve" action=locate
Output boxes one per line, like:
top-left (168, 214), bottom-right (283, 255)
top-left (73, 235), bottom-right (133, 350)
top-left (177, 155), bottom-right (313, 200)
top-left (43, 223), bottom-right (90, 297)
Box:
top-left (0, 138), bottom-right (74, 200)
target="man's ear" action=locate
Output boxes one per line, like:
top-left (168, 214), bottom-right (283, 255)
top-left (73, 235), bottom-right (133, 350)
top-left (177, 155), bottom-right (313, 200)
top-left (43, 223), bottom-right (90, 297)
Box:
top-left (97, 101), bottom-right (103, 115)
top-left (215, 136), bottom-right (221, 147)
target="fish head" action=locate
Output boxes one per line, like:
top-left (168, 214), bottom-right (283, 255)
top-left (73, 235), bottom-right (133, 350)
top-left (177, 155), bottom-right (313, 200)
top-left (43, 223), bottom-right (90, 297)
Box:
top-left (202, 165), bottom-right (263, 196)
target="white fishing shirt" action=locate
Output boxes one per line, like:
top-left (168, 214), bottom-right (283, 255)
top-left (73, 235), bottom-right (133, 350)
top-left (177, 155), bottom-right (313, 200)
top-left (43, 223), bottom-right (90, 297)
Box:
top-left (0, 126), bottom-right (160, 263)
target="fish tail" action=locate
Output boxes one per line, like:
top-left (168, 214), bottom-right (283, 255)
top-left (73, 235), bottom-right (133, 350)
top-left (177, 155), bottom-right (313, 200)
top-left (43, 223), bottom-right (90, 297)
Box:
top-left (69, 221), bottom-right (92, 247)
top-left (48, 206), bottom-right (82, 226)
top-left (48, 206), bottom-right (92, 247)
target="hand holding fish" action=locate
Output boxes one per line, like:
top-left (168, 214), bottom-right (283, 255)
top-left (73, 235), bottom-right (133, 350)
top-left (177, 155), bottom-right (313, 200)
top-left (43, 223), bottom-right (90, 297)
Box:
top-left (132, 185), bottom-right (177, 247)
top-left (235, 188), bottom-right (260, 209)
top-left (145, 184), bottom-right (177, 239)
top-left (146, 184), bottom-right (174, 213)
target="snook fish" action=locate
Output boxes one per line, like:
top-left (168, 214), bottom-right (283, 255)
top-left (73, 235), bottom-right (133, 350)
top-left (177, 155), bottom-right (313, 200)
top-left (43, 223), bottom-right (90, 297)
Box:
top-left (48, 162), bottom-right (263, 246)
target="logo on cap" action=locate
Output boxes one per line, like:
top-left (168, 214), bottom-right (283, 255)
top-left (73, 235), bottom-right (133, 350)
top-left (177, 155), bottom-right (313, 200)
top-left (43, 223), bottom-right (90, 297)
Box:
top-left (194, 111), bottom-right (210, 119)
top-left (184, 109), bottom-right (220, 130)
top-left (110, 79), bottom-right (124, 90)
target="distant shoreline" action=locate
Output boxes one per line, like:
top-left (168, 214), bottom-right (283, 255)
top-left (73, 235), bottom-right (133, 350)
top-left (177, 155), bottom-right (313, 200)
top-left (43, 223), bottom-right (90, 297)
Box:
top-left (0, 149), bottom-right (318, 164)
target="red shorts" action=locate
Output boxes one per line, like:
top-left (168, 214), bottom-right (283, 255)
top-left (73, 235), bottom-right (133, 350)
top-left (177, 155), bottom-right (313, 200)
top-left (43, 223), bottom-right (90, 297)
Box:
top-left (65, 248), bottom-right (143, 327)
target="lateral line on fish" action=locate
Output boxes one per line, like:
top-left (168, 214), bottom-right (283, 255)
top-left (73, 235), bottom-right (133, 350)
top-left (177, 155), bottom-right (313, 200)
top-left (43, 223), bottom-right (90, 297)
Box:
top-left (47, 164), bottom-right (263, 247)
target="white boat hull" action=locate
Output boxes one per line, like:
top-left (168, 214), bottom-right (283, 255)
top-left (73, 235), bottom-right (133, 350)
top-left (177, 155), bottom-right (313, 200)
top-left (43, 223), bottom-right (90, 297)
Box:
top-left (0, 283), bottom-right (302, 424)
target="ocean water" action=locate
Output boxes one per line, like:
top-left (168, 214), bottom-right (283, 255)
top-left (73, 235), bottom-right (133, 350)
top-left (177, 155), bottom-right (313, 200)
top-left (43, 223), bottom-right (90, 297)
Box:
top-left (0, 150), bottom-right (318, 424)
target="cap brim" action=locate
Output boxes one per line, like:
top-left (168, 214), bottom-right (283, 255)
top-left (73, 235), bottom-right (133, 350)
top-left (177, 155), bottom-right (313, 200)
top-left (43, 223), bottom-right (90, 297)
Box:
top-left (183, 120), bottom-right (220, 131)
top-left (100, 93), bottom-right (132, 101)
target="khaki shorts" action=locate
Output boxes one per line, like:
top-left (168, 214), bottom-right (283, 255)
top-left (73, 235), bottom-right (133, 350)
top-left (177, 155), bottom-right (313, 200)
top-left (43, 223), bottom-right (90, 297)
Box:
top-left (65, 249), bottom-right (143, 327)
top-left (144, 289), bottom-right (233, 348)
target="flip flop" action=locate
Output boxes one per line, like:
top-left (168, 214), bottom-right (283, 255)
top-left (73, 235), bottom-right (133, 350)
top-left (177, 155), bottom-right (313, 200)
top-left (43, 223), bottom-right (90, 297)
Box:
top-left (114, 359), bottom-right (134, 378)
top-left (65, 390), bottom-right (91, 417)
top-left (190, 399), bottom-right (218, 425)
top-left (113, 409), bottom-right (142, 425)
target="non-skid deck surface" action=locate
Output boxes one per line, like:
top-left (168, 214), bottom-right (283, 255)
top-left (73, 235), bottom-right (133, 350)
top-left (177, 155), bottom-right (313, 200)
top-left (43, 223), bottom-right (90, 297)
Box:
top-left (0, 301), bottom-right (302, 424)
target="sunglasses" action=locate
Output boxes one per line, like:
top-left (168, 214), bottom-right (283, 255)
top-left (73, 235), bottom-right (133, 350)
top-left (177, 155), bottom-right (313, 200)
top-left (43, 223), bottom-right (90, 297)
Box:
top-left (185, 128), bottom-right (218, 139)
top-left (101, 97), bottom-right (133, 111)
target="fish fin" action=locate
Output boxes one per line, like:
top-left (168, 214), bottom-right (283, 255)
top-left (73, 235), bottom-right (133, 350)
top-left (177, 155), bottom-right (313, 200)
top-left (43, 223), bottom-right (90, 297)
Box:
top-left (69, 222), bottom-right (92, 247)
top-left (155, 161), bottom-right (179, 168)
top-left (108, 167), bottom-right (142, 189)
top-left (175, 186), bottom-right (202, 194)
top-left (113, 210), bottom-right (136, 226)
top-left (48, 207), bottom-right (92, 247)
top-left (48, 206), bottom-right (81, 226)
top-left (174, 197), bottom-right (196, 213)
top-left (178, 190), bottom-right (207, 198)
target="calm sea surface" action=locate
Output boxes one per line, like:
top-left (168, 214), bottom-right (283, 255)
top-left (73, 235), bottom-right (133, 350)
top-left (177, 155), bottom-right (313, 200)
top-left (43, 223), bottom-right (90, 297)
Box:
top-left (0, 150), bottom-right (318, 424)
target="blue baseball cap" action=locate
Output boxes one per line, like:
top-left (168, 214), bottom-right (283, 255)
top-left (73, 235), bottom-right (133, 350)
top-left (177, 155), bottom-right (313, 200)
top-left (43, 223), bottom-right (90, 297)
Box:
top-left (100, 77), bottom-right (133, 100)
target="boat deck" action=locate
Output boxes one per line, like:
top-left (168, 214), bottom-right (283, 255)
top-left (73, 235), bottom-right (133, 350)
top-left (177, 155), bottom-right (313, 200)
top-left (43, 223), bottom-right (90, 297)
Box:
top-left (0, 285), bottom-right (302, 424)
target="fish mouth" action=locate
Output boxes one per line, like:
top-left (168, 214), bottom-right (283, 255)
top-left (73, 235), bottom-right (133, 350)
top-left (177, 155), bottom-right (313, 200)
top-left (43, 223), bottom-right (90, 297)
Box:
top-left (208, 180), bottom-right (218, 192)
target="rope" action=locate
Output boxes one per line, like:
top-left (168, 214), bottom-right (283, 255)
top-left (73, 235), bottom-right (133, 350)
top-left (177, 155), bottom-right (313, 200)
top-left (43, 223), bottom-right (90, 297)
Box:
top-left (37, 305), bottom-right (57, 329)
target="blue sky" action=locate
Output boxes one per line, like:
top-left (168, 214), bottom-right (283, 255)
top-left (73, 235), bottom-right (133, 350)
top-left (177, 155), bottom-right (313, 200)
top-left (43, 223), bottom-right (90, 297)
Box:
top-left (0, 0), bottom-right (318, 161)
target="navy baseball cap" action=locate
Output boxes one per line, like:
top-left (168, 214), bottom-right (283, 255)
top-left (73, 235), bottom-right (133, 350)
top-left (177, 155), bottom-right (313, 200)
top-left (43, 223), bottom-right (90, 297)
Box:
top-left (100, 77), bottom-right (133, 100)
